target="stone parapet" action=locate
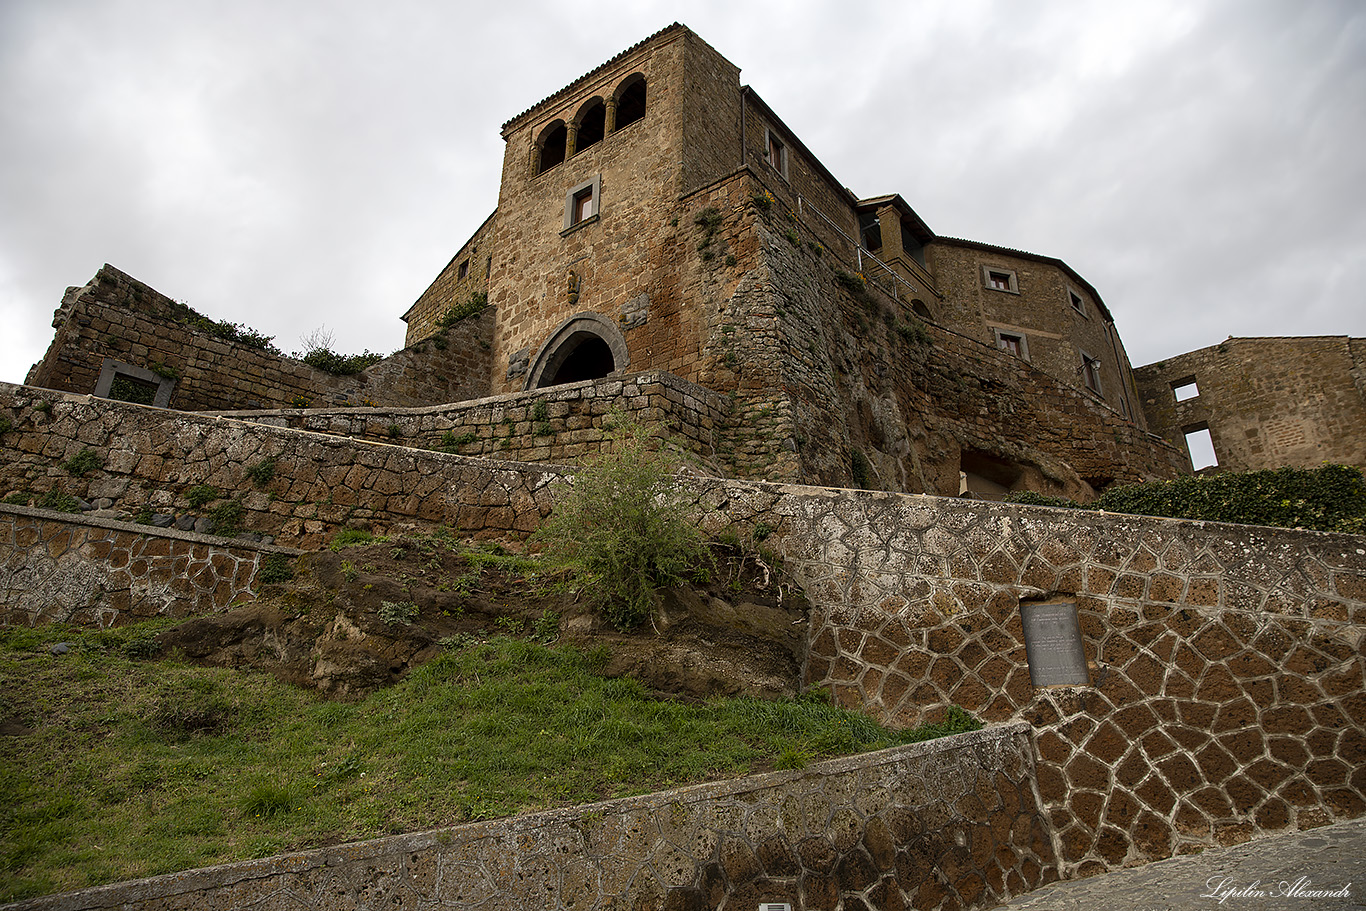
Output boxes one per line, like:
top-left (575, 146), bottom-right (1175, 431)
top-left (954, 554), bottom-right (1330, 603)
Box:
top-left (0, 382), bottom-right (563, 551)
top-left (0, 505), bottom-right (300, 627)
top-left (211, 369), bottom-right (732, 475)
top-left (1, 724), bottom-right (1053, 911)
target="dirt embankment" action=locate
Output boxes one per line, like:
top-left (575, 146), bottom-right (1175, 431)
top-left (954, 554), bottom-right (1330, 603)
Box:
top-left (157, 536), bottom-right (810, 701)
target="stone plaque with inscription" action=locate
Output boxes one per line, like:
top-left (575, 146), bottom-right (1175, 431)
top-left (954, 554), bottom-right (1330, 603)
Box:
top-left (1021, 601), bottom-right (1090, 686)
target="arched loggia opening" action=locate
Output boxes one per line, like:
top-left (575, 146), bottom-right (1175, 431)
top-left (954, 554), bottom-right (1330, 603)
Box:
top-left (525, 312), bottom-right (630, 390)
top-left (613, 75), bottom-right (646, 131)
top-left (536, 120), bottom-right (567, 173)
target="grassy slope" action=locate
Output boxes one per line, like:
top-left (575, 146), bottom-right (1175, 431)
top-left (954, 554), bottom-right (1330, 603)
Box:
top-left (0, 620), bottom-right (977, 902)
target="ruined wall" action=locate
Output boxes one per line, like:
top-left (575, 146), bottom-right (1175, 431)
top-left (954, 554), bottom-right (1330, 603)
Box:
top-left (1135, 336), bottom-right (1366, 472)
top-left (686, 483), bottom-right (1365, 877)
top-left (361, 305), bottom-right (494, 405)
top-left (3, 724), bottom-right (1056, 911)
top-left (25, 265), bottom-right (491, 412)
top-left (0, 505), bottom-right (297, 628)
top-left (402, 212), bottom-right (498, 347)
top-left (925, 241), bottom-right (1146, 428)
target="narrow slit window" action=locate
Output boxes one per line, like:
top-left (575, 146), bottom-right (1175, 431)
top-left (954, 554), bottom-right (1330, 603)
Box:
top-left (1081, 352), bottom-right (1103, 395)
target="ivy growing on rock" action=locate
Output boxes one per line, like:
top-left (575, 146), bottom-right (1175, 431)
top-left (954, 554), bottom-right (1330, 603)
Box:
top-left (1006, 464), bottom-right (1366, 534)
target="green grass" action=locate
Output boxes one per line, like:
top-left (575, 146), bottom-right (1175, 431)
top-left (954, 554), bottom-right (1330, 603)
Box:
top-left (0, 620), bottom-right (978, 901)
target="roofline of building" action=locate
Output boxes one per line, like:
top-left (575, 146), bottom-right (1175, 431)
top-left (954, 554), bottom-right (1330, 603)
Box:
top-left (500, 23), bottom-right (689, 136)
top-left (1134, 335), bottom-right (1363, 370)
top-left (930, 235), bottom-right (1116, 324)
top-left (740, 87), bottom-right (861, 208)
top-left (401, 208), bottom-right (499, 323)
top-left (854, 193), bottom-right (935, 243)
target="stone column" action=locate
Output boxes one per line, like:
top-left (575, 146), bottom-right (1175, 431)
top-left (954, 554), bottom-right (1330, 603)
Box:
top-left (566, 124), bottom-right (578, 158)
top-left (876, 205), bottom-right (904, 262)
top-left (605, 99), bottom-right (617, 134)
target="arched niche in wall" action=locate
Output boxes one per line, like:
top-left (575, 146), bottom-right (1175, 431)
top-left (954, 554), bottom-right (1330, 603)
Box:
top-left (613, 74), bottom-right (646, 131)
top-left (537, 120), bottom-right (567, 173)
top-left (524, 312), bottom-right (630, 390)
top-left (575, 97), bottom-right (606, 152)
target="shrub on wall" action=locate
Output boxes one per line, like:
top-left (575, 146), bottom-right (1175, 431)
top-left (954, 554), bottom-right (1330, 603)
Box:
top-left (163, 299), bottom-right (278, 353)
top-left (533, 419), bottom-right (708, 631)
top-left (297, 347), bottom-right (385, 376)
top-left (437, 291), bottom-right (490, 330)
top-left (1006, 464), bottom-right (1366, 534)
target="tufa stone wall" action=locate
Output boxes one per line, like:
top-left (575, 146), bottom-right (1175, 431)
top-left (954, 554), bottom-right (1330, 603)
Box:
top-left (2, 383), bottom-right (1362, 884)
top-left (1135, 336), bottom-right (1366, 472)
top-left (25, 264), bottom-right (492, 413)
top-left (685, 483), bottom-right (1365, 876)
top-left (216, 370), bottom-right (732, 474)
top-left (0, 383), bottom-right (560, 552)
top-left (0, 505), bottom-right (299, 628)
top-left (2, 724), bottom-right (1056, 911)
top-left (925, 239), bottom-right (1146, 428)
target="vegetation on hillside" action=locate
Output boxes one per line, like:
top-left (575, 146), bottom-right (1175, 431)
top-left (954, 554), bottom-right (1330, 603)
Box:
top-left (533, 418), bottom-right (711, 630)
top-left (1006, 464), bottom-right (1366, 534)
top-left (0, 621), bottom-right (979, 902)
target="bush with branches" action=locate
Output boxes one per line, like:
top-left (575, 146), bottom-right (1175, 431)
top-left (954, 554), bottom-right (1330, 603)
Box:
top-left (533, 419), bottom-right (708, 630)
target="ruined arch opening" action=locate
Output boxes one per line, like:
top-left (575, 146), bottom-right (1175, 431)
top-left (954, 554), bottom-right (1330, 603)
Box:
top-left (613, 75), bottom-right (646, 131)
top-left (910, 298), bottom-right (933, 321)
top-left (537, 121), bottom-right (567, 173)
top-left (576, 99), bottom-right (606, 152)
top-left (525, 312), bottom-right (630, 390)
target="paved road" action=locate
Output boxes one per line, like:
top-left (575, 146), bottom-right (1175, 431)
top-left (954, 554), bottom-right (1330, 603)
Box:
top-left (998, 819), bottom-right (1365, 910)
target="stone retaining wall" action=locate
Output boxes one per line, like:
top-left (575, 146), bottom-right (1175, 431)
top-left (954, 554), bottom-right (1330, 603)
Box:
top-left (0, 383), bottom-right (563, 551)
top-left (688, 482), bottom-right (1366, 876)
top-left (213, 370), bottom-right (732, 473)
top-left (3, 385), bottom-right (1362, 880)
top-left (0, 505), bottom-right (300, 628)
top-left (3, 724), bottom-right (1054, 911)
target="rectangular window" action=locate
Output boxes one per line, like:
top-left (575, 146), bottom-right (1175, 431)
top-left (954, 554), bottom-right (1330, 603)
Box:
top-left (562, 174), bottom-right (601, 232)
top-left (457, 259), bottom-right (469, 280)
top-left (1183, 424), bottom-right (1218, 470)
top-left (1080, 352), bottom-right (1103, 396)
top-left (1069, 289), bottom-right (1086, 315)
top-left (1172, 377), bottom-right (1199, 401)
top-left (983, 266), bottom-right (1018, 293)
top-left (765, 129), bottom-right (787, 178)
top-left (572, 189), bottom-right (595, 223)
top-left (993, 328), bottom-right (1029, 361)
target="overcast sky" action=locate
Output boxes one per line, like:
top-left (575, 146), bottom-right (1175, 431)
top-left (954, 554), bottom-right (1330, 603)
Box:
top-left (2, 0), bottom-right (1363, 386)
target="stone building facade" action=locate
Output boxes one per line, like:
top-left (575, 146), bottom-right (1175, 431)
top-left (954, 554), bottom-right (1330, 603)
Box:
top-left (390, 23), bottom-right (1178, 497)
top-left (1135, 336), bottom-right (1366, 473)
top-left (22, 24), bottom-right (1362, 494)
